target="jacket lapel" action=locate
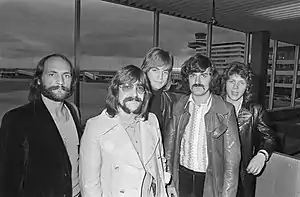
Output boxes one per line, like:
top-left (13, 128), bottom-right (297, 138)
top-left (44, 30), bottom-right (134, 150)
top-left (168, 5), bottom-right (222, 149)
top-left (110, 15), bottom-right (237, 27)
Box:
top-left (33, 99), bottom-right (71, 169)
top-left (205, 95), bottom-right (229, 138)
top-left (237, 106), bottom-right (253, 129)
top-left (140, 120), bottom-right (159, 167)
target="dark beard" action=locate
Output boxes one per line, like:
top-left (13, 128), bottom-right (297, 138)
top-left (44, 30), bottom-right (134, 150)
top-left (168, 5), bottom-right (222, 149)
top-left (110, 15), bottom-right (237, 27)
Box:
top-left (41, 85), bottom-right (72, 102)
top-left (118, 96), bottom-right (143, 114)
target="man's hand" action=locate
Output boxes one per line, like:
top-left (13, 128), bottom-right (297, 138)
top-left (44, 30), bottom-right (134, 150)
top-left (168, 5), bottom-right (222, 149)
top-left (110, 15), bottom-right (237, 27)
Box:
top-left (246, 153), bottom-right (266, 175)
top-left (166, 186), bottom-right (178, 197)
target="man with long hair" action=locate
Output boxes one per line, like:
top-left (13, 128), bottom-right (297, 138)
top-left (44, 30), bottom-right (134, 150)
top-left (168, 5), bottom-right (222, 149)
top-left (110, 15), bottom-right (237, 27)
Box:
top-left (164, 54), bottom-right (241, 197)
top-left (221, 62), bottom-right (277, 197)
top-left (141, 47), bottom-right (180, 143)
top-left (0, 53), bottom-right (83, 197)
top-left (79, 65), bottom-right (169, 197)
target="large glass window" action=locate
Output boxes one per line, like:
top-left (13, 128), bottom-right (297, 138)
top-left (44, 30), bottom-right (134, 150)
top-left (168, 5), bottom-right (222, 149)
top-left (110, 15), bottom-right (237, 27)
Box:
top-left (0, 0), bottom-right (74, 122)
top-left (273, 42), bottom-right (295, 108)
top-left (81, 1), bottom-right (152, 122)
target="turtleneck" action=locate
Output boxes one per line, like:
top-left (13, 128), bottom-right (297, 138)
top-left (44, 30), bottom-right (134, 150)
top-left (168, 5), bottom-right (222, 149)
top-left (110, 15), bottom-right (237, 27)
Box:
top-left (149, 88), bottom-right (163, 129)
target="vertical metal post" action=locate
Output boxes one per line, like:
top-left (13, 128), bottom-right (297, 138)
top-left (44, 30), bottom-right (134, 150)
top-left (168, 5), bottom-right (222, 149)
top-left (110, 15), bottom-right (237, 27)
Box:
top-left (268, 40), bottom-right (278, 110)
top-left (244, 33), bottom-right (251, 65)
top-left (153, 10), bottom-right (159, 47)
top-left (206, 23), bottom-right (213, 58)
top-left (74, 0), bottom-right (81, 108)
top-left (291, 45), bottom-right (299, 107)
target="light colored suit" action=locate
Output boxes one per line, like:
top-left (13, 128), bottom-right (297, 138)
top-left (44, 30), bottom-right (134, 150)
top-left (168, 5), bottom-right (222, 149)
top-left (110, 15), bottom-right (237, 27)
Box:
top-left (80, 109), bottom-right (168, 197)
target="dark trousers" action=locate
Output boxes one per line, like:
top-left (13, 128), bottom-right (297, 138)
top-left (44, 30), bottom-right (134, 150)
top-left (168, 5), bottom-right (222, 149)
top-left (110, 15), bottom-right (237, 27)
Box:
top-left (179, 165), bottom-right (206, 197)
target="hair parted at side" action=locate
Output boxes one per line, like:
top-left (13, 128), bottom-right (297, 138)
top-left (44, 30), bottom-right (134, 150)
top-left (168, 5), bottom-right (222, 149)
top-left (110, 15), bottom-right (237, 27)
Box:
top-left (141, 47), bottom-right (174, 91)
top-left (221, 61), bottom-right (254, 104)
top-left (105, 64), bottom-right (152, 119)
top-left (28, 53), bottom-right (75, 102)
top-left (181, 53), bottom-right (220, 94)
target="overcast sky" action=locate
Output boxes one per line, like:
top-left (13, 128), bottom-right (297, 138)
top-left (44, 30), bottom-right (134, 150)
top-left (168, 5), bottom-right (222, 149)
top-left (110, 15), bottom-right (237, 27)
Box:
top-left (0, 0), bottom-right (246, 69)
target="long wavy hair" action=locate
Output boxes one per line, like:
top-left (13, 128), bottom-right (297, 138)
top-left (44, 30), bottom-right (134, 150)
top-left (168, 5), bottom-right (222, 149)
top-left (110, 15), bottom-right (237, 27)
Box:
top-left (28, 53), bottom-right (75, 102)
top-left (105, 65), bottom-right (152, 119)
top-left (221, 61), bottom-right (254, 104)
top-left (141, 47), bottom-right (174, 91)
top-left (181, 53), bottom-right (220, 94)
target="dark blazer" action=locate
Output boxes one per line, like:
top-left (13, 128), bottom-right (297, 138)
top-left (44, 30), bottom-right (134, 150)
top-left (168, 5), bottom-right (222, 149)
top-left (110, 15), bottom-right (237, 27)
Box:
top-left (0, 98), bottom-right (83, 197)
top-left (237, 102), bottom-right (277, 197)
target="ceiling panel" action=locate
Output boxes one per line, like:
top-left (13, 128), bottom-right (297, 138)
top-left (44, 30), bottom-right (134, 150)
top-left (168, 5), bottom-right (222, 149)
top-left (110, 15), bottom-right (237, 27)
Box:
top-left (102, 0), bottom-right (300, 45)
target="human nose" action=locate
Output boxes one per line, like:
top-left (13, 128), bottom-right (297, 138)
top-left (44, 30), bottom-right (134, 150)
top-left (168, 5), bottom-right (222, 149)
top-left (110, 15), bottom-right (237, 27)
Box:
top-left (233, 82), bottom-right (238, 89)
top-left (196, 74), bottom-right (201, 84)
top-left (56, 75), bottom-right (64, 85)
top-left (158, 70), bottom-right (163, 80)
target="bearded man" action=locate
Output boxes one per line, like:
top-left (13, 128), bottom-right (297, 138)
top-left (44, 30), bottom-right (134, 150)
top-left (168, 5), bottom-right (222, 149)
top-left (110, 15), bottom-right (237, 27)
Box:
top-left (80, 65), bottom-right (169, 197)
top-left (0, 54), bottom-right (83, 197)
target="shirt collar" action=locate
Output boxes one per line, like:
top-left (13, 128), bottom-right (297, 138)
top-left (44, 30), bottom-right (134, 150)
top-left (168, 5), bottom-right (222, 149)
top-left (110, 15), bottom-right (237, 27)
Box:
top-left (185, 93), bottom-right (212, 109)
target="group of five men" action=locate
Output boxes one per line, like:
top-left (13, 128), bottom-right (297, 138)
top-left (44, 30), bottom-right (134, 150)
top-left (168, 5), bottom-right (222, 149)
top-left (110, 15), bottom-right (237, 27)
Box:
top-left (0, 48), bottom-right (277, 197)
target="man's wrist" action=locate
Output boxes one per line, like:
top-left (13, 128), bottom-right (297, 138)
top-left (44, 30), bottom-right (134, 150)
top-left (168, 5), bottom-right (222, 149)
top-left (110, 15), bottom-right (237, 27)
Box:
top-left (258, 150), bottom-right (268, 161)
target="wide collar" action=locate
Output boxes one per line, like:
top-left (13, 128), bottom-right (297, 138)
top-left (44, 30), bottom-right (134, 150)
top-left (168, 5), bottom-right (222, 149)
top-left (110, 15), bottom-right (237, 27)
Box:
top-left (174, 94), bottom-right (230, 116)
top-left (100, 110), bottom-right (159, 167)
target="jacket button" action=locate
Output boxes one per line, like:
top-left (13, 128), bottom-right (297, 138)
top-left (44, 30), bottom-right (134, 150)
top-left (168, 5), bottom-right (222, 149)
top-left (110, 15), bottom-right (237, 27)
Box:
top-left (120, 189), bottom-right (125, 193)
top-left (64, 173), bottom-right (68, 177)
top-left (114, 165), bottom-right (119, 170)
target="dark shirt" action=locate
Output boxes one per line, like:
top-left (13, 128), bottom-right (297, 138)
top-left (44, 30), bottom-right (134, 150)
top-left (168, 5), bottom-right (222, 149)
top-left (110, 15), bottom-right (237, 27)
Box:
top-left (149, 89), bottom-right (163, 129)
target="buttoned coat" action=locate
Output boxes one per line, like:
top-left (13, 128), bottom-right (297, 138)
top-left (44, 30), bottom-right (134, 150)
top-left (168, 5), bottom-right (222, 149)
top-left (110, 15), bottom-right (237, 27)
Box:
top-left (80, 110), bottom-right (168, 197)
top-left (0, 98), bottom-right (83, 197)
top-left (164, 94), bottom-right (241, 197)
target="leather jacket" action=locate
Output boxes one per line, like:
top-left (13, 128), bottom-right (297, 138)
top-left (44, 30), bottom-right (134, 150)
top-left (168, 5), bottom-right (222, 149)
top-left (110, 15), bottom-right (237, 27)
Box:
top-left (237, 102), bottom-right (277, 197)
top-left (164, 94), bottom-right (241, 197)
top-left (160, 91), bottom-right (180, 142)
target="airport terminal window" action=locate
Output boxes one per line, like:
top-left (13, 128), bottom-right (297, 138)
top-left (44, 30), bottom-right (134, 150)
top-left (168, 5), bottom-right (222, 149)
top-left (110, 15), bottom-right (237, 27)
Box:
top-left (272, 42), bottom-right (294, 108)
top-left (0, 0), bottom-right (74, 122)
top-left (81, 1), bottom-right (152, 123)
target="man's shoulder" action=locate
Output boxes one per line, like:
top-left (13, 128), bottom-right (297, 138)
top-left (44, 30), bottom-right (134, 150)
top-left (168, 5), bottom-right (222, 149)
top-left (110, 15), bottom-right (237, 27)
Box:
top-left (212, 94), bottom-right (234, 111)
top-left (2, 102), bottom-right (33, 121)
top-left (84, 109), bottom-right (118, 135)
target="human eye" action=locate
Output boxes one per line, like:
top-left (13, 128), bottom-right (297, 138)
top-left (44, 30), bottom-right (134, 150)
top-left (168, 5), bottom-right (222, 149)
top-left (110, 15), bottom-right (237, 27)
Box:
top-left (151, 68), bottom-right (158, 72)
top-left (121, 84), bottom-right (133, 92)
top-left (64, 73), bottom-right (71, 78)
top-left (189, 73), bottom-right (196, 78)
top-left (137, 85), bottom-right (145, 94)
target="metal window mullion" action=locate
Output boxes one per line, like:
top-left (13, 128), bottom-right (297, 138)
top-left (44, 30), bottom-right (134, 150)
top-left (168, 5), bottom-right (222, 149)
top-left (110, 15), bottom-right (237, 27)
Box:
top-left (244, 33), bottom-right (251, 65)
top-left (207, 23), bottom-right (213, 58)
top-left (291, 45), bottom-right (300, 107)
top-left (74, 0), bottom-right (81, 109)
top-left (268, 40), bottom-right (278, 110)
top-left (153, 10), bottom-right (159, 47)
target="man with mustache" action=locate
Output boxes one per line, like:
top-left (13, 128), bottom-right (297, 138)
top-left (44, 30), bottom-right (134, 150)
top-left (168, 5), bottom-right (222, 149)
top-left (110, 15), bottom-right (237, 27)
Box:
top-left (80, 65), bottom-right (169, 197)
top-left (0, 54), bottom-right (83, 197)
top-left (164, 54), bottom-right (241, 197)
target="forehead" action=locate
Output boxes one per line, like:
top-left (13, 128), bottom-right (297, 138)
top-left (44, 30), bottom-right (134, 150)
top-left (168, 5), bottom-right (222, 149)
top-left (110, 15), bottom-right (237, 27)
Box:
top-left (43, 57), bottom-right (71, 73)
top-left (149, 64), bottom-right (171, 70)
top-left (228, 73), bottom-right (246, 81)
top-left (191, 67), bottom-right (211, 74)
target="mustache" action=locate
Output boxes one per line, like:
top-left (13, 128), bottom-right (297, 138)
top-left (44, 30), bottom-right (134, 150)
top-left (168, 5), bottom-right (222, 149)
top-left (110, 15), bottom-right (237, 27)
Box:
top-left (192, 84), bottom-right (205, 88)
top-left (47, 85), bottom-right (71, 92)
top-left (123, 96), bottom-right (142, 103)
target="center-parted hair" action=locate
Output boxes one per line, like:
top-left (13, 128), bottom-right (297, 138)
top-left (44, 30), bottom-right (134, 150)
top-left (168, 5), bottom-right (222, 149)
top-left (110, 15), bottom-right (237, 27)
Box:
top-left (141, 47), bottom-right (174, 91)
top-left (28, 53), bottom-right (76, 102)
top-left (181, 53), bottom-right (220, 94)
top-left (221, 61), bottom-right (254, 104)
top-left (105, 65), bottom-right (152, 119)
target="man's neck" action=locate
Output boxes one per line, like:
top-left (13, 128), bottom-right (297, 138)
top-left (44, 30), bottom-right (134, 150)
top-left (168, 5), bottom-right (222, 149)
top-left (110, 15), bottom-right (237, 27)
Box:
top-left (117, 109), bottom-right (138, 125)
top-left (226, 95), bottom-right (243, 115)
top-left (192, 91), bottom-right (211, 105)
top-left (41, 95), bottom-right (66, 119)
